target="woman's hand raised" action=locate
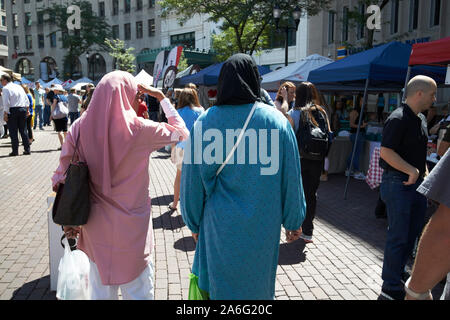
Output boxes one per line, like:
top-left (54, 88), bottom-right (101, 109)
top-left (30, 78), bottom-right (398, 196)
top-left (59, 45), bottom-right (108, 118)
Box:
top-left (137, 84), bottom-right (165, 102)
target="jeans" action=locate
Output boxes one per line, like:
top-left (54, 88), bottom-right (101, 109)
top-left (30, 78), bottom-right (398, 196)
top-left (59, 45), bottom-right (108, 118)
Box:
top-left (26, 115), bottom-right (33, 140)
top-left (44, 105), bottom-right (51, 126)
top-left (7, 107), bottom-right (30, 154)
top-left (347, 132), bottom-right (365, 172)
top-left (69, 112), bottom-right (80, 125)
top-left (380, 171), bottom-right (427, 291)
top-left (34, 105), bottom-right (43, 129)
top-left (300, 158), bottom-right (324, 237)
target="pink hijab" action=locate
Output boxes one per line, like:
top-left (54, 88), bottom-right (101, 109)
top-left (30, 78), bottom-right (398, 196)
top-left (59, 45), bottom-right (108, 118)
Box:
top-left (78, 71), bottom-right (141, 195)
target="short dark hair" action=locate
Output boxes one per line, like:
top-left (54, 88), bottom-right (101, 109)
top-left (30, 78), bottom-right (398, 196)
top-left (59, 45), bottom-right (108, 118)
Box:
top-left (70, 88), bottom-right (76, 93)
top-left (1, 74), bottom-right (12, 83)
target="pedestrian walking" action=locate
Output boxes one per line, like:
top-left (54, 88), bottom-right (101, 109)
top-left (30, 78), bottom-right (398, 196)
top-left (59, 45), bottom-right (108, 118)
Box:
top-left (134, 93), bottom-right (149, 119)
top-left (146, 94), bottom-right (160, 122)
top-left (33, 81), bottom-right (45, 130)
top-left (1, 74), bottom-right (31, 156)
top-left (405, 150), bottom-right (450, 300)
top-left (43, 87), bottom-right (52, 127)
top-left (168, 88), bottom-right (204, 211)
top-left (377, 93), bottom-right (385, 123)
top-left (0, 88), bottom-right (4, 138)
top-left (288, 81), bottom-right (331, 244)
top-left (48, 84), bottom-right (69, 150)
top-left (378, 75), bottom-right (437, 300)
top-left (52, 71), bottom-right (189, 300)
top-left (180, 54), bottom-right (305, 299)
top-left (22, 85), bottom-right (34, 145)
top-left (67, 88), bottom-right (81, 125)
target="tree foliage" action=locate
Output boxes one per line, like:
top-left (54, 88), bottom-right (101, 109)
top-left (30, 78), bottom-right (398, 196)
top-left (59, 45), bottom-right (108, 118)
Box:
top-left (104, 39), bottom-right (136, 74)
top-left (346, 0), bottom-right (391, 49)
top-left (159, 0), bottom-right (332, 59)
top-left (39, 1), bottom-right (111, 79)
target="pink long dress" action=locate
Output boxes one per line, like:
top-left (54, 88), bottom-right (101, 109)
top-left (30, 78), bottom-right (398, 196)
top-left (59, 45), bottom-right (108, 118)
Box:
top-left (51, 71), bottom-right (189, 285)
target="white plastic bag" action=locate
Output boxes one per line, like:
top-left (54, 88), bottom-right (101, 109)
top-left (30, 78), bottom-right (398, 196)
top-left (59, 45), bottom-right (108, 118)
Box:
top-left (56, 237), bottom-right (91, 300)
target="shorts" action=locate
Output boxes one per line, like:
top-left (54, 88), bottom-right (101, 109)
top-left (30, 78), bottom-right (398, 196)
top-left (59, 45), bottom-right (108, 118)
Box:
top-left (53, 118), bottom-right (68, 132)
top-left (171, 146), bottom-right (184, 171)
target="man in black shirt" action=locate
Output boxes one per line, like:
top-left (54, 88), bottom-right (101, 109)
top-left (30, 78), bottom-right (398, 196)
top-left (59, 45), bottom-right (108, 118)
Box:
top-left (378, 75), bottom-right (437, 300)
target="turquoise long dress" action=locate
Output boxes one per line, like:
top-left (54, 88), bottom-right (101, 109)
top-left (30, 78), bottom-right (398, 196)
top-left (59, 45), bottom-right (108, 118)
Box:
top-left (180, 102), bottom-right (306, 300)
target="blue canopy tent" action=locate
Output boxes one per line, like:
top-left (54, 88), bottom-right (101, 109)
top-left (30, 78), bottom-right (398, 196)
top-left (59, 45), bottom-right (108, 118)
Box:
top-left (179, 62), bottom-right (271, 86)
top-left (308, 42), bottom-right (415, 199)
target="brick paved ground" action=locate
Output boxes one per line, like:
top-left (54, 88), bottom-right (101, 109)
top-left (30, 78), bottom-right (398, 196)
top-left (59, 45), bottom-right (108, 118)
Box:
top-left (0, 129), bottom-right (443, 300)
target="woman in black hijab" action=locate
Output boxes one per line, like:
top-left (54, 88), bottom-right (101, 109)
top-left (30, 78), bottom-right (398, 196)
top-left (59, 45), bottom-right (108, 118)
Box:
top-left (180, 53), bottom-right (306, 300)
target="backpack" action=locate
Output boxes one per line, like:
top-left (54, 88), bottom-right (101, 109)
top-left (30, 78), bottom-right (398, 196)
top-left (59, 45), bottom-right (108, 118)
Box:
top-left (296, 107), bottom-right (330, 161)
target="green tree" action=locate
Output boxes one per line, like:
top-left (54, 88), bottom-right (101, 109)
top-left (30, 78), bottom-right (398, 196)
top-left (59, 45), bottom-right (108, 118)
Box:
top-left (39, 1), bottom-right (111, 80)
top-left (177, 51), bottom-right (189, 71)
top-left (105, 39), bottom-right (136, 74)
top-left (159, 0), bottom-right (331, 59)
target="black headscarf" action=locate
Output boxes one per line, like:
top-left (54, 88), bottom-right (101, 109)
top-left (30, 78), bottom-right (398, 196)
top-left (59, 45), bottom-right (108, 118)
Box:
top-left (216, 53), bottom-right (261, 106)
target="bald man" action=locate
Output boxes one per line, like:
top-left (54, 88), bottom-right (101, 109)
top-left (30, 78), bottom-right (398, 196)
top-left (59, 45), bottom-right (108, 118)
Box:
top-left (378, 75), bottom-right (437, 300)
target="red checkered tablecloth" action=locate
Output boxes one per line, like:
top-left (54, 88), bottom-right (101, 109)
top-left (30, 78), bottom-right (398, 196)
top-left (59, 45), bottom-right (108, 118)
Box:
top-left (365, 146), bottom-right (383, 189)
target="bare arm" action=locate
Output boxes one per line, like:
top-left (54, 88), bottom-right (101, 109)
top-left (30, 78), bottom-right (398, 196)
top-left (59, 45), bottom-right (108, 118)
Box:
top-left (437, 140), bottom-right (450, 157)
top-left (406, 204), bottom-right (450, 299)
top-left (380, 147), bottom-right (419, 185)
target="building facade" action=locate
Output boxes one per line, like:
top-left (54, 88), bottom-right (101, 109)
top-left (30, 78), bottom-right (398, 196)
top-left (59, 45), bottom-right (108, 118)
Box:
top-left (0, 0), bottom-right (8, 67)
top-left (6, 0), bottom-right (162, 81)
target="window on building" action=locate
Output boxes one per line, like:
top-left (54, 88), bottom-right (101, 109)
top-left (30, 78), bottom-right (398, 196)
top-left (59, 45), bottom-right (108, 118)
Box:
top-left (50, 32), bottom-right (57, 47)
top-left (13, 13), bottom-right (18, 28)
top-left (125, 0), bottom-right (131, 13)
top-left (409, 0), bottom-right (419, 31)
top-left (99, 2), bottom-right (105, 17)
top-left (357, 3), bottom-right (365, 39)
top-left (1, 16), bottom-right (6, 27)
top-left (342, 7), bottom-right (349, 42)
top-left (37, 11), bottom-right (44, 25)
top-left (390, 0), bottom-right (399, 34)
top-left (112, 0), bottom-right (119, 15)
top-left (13, 35), bottom-right (19, 50)
top-left (38, 34), bottom-right (44, 48)
top-left (24, 0), bottom-right (30, 3)
top-left (136, 21), bottom-right (143, 39)
top-left (124, 23), bottom-right (131, 40)
top-left (25, 35), bottom-right (32, 49)
top-left (137, 0), bottom-right (143, 11)
top-left (430, 0), bottom-right (440, 27)
top-left (0, 35), bottom-right (7, 46)
top-left (149, 0), bottom-right (155, 8)
top-left (112, 25), bottom-right (119, 39)
top-left (328, 11), bottom-right (335, 44)
top-left (148, 19), bottom-right (155, 37)
top-left (0, 0), bottom-right (4, 11)
top-left (170, 32), bottom-right (195, 48)
top-left (25, 12), bottom-right (32, 27)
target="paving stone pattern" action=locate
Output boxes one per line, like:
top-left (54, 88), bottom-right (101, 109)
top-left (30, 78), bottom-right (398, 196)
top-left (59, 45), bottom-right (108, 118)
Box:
top-left (0, 129), bottom-right (443, 300)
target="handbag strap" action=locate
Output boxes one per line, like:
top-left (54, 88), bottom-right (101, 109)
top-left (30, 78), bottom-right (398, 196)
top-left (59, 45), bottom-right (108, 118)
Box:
top-left (216, 103), bottom-right (258, 176)
top-left (64, 131), bottom-right (81, 176)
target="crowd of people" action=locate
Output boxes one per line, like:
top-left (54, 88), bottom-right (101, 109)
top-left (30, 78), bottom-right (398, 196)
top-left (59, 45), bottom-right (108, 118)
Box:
top-left (0, 75), bottom-right (96, 153)
top-left (2, 53), bottom-right (449, 301)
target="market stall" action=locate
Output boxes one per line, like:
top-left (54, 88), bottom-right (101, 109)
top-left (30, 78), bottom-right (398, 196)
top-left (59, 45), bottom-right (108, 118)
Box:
top-left (308, 41), bottom-right (413, 198)
top-left (261, 54), bottom-right (333, 91)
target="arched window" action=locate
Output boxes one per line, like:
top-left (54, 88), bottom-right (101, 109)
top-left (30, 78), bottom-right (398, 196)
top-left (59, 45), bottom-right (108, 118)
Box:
top-left (64, 57), bottom-right (83, 80)
top-left (40, 57), bottom-right (58, 81)
top-left (88, 53), bottom-right (106, 81)
top-left (15, 58), bottom-right (34, 78)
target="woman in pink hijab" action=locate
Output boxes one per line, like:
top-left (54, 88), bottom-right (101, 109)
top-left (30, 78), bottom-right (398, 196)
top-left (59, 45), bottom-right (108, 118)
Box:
top-left (51, 71), bottom-right (189, 299)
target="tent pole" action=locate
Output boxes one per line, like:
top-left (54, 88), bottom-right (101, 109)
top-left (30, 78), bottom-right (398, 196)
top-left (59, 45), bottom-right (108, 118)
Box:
top-left (344, 78), bottom-right (370, 200)
top-left (402, 66), bottom-right (411, 103)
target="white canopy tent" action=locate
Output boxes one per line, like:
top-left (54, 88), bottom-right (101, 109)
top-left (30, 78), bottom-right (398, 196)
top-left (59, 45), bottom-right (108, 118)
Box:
top-left (134, 69), bottom-right (153, 86)
top-left (261, 54), bottom-right (333, 91)
top-left (67, 77), bottom-right (93, 89)
top-left (42, 78), bottom-right (63, 88)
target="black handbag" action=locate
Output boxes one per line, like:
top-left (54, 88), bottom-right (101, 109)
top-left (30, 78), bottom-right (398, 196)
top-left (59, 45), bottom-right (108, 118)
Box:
top-left (52, 132), bottom-right (90, 226)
